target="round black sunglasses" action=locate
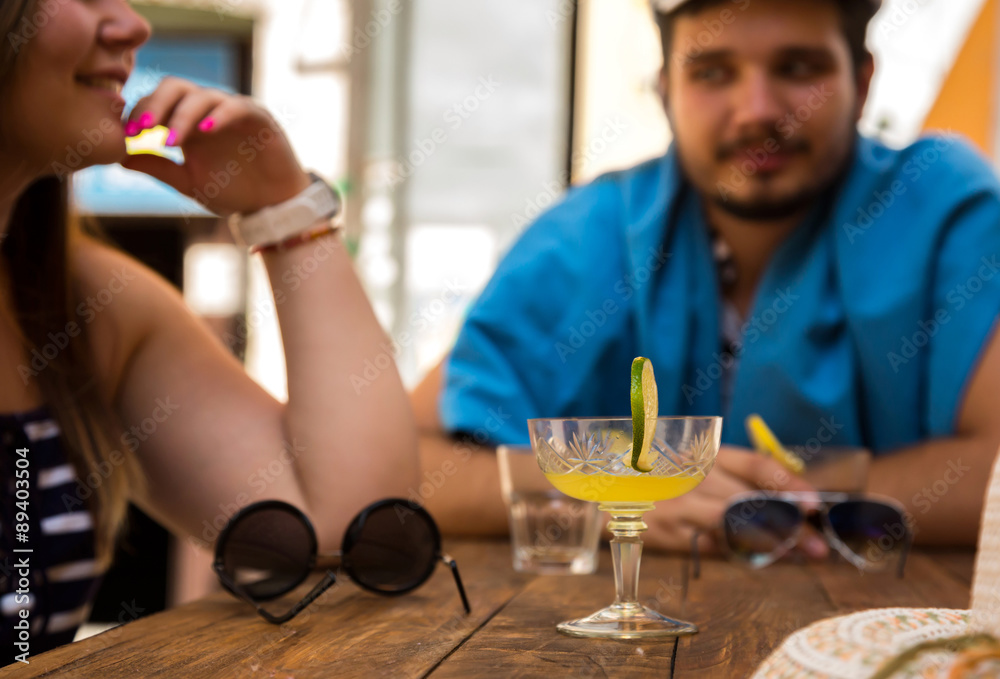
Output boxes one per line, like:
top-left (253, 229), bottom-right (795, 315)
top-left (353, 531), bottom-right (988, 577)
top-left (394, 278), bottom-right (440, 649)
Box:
top-left (213, 499), bottom-right (470, 624)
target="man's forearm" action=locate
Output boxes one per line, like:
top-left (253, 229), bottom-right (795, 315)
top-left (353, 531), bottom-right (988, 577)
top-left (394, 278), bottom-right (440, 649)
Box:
top-left (867, 436), bottom-right (998, 546)
top-left (417, 432), bottom-right (509, 537)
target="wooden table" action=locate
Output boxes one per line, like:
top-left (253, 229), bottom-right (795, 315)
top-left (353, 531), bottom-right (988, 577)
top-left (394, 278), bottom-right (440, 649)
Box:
top-left (3, 540), bottom-right (975, 678)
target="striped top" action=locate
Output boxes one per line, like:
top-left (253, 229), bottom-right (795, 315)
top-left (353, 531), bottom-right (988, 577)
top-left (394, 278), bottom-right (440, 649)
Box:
top-left (0, 407), bottom-right (104, 660)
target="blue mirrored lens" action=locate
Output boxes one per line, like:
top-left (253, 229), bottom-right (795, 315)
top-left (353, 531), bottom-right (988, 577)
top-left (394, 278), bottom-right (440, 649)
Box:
top-left (724, 500), bottom-right (801, 566)
top-left (827, 500), bottom-right (907, 567)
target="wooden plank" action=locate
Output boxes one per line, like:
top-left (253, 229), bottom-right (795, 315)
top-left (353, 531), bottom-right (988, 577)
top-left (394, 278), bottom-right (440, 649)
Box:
top-left (1, 545), bottom-right (973, 678)
top-left (674, 551), bottom-right (974, 677)
top-left (430, 549), bottom-right (685, 678)
top-left (926, 549), bottom-right (976, 587)
top-left (811, 551), bottom-right (972, 612)
top-left (1, 540), bottom-right (530, 679)
top-left (673, 556), bottom-right (837, 676)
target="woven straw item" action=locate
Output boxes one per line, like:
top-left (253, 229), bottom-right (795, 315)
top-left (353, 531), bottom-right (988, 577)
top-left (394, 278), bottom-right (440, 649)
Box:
top-left (752, 448), bottom-right (1000, 679)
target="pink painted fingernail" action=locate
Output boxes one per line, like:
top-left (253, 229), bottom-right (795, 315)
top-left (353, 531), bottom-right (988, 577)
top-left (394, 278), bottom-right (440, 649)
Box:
top-left (165, 129), bottom-right (178, 146)
top-left (124, 121), bottom-right (141, 137)
top-left (139, 112), bottom-right (155, 129)
top-left (198, 117), bottom-right (215, 132)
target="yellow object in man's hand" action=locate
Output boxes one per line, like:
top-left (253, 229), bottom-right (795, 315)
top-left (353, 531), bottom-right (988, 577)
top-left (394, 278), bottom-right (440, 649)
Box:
top-left (745, 414), bottom-right (806, 475)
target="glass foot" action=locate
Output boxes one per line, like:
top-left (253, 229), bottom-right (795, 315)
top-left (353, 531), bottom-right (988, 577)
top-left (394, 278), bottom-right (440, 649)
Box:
top-left (556, 603), bottom-right (698, 639)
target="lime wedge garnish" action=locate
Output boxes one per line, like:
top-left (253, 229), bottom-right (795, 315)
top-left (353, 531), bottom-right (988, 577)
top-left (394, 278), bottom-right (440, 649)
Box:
top-left (630, 357), bottom-right (658, 473)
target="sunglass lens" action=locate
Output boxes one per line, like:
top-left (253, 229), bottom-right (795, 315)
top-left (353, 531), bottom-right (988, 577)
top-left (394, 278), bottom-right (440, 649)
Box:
top-left (221, 505), bottom-right (313, 600)
top-left (827, 500), bottom-right (907, 569)
top-left (345, 502), bottom-right (437, 594)
top-left (724, 499), bottom-right (801, 567)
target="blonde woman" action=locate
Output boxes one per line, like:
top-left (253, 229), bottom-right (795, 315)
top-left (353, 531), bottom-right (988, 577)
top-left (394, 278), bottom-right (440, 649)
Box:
top-left (0, 0), bottom-right (418, 654)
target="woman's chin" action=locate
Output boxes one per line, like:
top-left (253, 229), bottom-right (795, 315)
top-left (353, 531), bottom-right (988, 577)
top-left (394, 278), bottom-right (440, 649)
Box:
top-left (48, 137), bottom-right (127, 175)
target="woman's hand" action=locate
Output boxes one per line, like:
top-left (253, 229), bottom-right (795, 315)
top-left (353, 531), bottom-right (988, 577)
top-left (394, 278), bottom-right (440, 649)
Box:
top-left (119, 77), bottom-right (311, 215)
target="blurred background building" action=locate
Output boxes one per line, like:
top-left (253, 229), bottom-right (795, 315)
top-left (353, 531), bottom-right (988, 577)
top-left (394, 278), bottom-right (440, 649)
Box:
top-left (78, 0), bottom-right (1000, 633)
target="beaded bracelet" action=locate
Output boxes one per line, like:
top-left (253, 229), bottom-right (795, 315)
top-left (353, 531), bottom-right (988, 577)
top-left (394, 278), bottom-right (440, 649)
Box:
top-left (249, 222), bottom-right (341, 255)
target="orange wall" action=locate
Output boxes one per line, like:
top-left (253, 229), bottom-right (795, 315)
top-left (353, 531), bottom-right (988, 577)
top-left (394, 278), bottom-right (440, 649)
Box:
top-left (922, 0), bottom-right (997, 154)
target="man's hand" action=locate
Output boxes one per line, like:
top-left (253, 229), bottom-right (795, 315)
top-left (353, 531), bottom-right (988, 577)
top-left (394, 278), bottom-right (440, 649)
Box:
top-left (642, 445), bottom-right (828, 558)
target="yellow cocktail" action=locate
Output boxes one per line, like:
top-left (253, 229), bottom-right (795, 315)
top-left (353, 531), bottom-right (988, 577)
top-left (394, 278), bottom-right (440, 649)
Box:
top-left (529, 416), bottom-right (721, 640)
top-left (544, 471), bottom-right (705, 504)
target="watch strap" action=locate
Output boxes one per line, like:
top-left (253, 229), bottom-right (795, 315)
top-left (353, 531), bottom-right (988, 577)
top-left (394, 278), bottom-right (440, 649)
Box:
top-left (229, 172), bottom-right (341, 248)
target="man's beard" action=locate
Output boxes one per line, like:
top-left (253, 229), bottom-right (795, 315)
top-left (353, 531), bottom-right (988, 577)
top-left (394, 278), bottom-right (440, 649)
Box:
top-left (677, 128), bottom-right (856, 223)
top-left (709, 179), bottom-right (825, 221)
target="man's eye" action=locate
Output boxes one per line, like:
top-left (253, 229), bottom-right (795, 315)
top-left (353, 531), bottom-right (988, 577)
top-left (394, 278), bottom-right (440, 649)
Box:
top-left (692, 66), bottom-right (730, 84)
top-left (780, 60), bottom-right (818, 79)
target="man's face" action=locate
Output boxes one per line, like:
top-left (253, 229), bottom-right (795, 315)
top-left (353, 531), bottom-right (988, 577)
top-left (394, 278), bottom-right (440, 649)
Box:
top-left (662, 0), bottom-right (872, 220)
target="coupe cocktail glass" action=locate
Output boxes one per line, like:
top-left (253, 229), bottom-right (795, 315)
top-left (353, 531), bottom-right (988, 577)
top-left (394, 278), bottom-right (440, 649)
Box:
top-left (528, 416), bottom-right (721, 639)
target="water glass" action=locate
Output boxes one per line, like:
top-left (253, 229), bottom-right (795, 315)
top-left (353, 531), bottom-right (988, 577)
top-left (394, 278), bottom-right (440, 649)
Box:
top-left (497, 445), bottom-right (600, 574)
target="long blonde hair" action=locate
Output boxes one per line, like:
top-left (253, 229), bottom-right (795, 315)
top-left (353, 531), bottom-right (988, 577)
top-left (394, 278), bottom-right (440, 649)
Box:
top-left (0, 0), bottom-right (141, 565)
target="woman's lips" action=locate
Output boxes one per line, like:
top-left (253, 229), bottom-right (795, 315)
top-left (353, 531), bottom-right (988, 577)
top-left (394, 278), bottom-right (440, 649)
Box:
top-left (76, 75), bottom-right (123, 95)
top-left (76, 76), bottom-right (126, 111)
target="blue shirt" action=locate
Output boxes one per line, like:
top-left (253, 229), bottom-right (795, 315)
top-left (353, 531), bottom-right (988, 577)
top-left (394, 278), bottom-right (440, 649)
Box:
top-left (440, 135), bottom-right (1000, 453)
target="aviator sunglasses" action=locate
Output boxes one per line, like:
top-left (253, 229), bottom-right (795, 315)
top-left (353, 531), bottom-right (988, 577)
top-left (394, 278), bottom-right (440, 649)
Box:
top-left (214, 499), bottom-right (470, 624)
top-left (693, 492), bottom-right (912, 578)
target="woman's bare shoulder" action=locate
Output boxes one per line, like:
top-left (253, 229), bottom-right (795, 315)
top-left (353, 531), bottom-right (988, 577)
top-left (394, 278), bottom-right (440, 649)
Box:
top-left (70, 233), bottom-right (190, 402)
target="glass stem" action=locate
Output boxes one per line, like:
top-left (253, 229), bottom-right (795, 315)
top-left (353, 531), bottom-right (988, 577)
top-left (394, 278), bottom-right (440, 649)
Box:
top-left (612, 533), bottom-right (643, 608)
top-left (601, 505), bottom-right (652, 611)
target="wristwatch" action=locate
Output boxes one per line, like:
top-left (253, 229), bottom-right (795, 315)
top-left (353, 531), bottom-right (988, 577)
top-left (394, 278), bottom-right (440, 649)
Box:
top-left (228, 172), bottom-right (342, 249)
